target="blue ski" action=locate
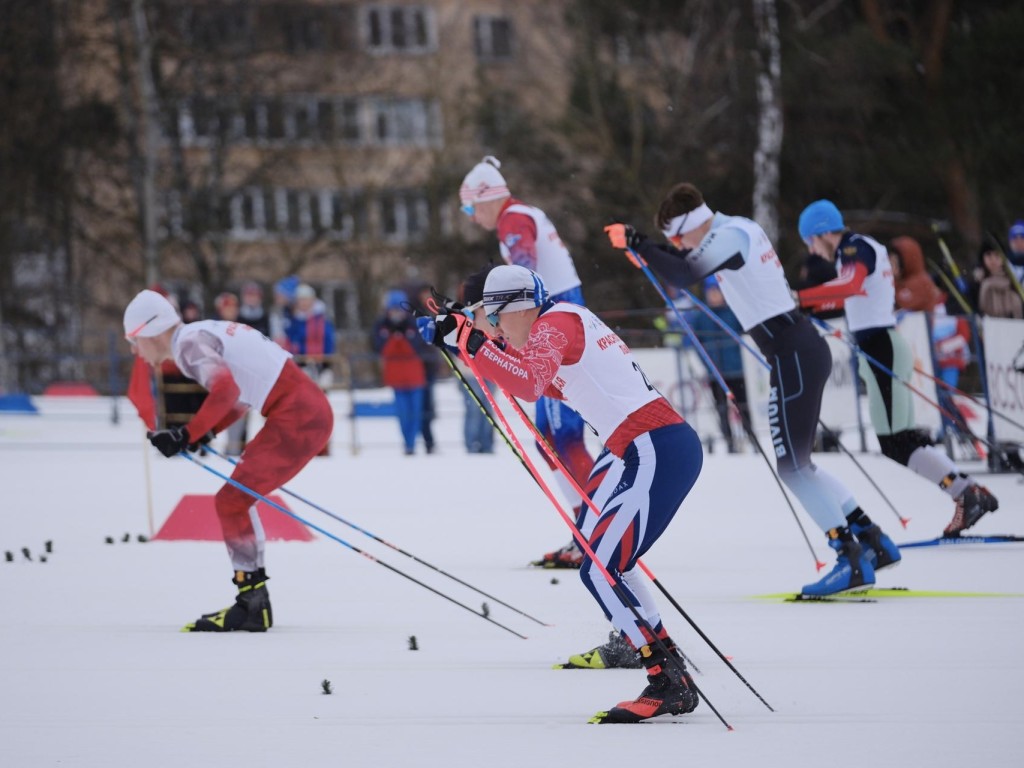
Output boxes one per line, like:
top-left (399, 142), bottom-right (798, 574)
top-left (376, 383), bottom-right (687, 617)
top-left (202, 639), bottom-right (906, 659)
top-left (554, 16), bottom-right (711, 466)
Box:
top-left (898, 534), bottom-right (1024, 549)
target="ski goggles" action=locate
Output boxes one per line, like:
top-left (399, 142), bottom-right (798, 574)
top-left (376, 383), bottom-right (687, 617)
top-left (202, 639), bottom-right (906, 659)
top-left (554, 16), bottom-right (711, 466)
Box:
top-left (124, 314), bottom-right (160, 346)
top-left (483, 289), bottom-right (531, 327)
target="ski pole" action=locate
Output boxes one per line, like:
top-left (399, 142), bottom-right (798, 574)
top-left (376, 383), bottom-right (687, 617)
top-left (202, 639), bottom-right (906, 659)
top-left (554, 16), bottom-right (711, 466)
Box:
top-left (828, 437), bottom-right (910, 528)
top-left (933, 229), bottom-right (1000, 455)
top-left (907, 354), bottom-right (1024, 435)
top-left (179, 452), bottom-right (530, 639)
top-left (490, 366), bottom-right (774, 715)
top-left (204, 445), bottom-right (550, 627)
top-left (673, 279), bottom-right (913, 528)
top-left (807, 316), bottom-right (1024, 476)
top-left (461, 333), bottom-right (770, 717)
top-left (626, 249), bottom-right (825, 570)
top-left (436, 342), bottom-right (706, 674)
top-left (458, 336), bottom-right (737, 728)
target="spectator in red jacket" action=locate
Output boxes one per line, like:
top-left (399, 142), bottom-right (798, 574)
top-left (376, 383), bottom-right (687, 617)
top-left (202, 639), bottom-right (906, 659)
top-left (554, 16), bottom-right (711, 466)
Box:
top-left (373, 290), bottom-right (428, 455)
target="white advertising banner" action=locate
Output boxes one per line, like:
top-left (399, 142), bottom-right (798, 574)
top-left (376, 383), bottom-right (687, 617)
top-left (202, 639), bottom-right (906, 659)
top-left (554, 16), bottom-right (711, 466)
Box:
top-left (981, 316), bottom-right (1024, 443)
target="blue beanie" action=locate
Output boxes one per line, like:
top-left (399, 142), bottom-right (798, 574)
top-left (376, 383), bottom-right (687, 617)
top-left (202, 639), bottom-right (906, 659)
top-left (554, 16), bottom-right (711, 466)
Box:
top-left (1009, 220), bottom-right (1024, 240)
top-left (385, 289), bottom-right (408, 311)
top-left (703, 275), bottom-right (719, 293)
top-left (274, 275), bottom-right (300, 301)
top-left (798, 200), bottom-right (844, 241)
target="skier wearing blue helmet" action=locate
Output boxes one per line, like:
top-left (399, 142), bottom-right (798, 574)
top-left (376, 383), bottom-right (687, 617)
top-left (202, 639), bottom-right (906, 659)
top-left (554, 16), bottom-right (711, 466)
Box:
top-left (798, 199), bottom-right (844, 243)
top-left (795, 200), bottom-right (998, 538)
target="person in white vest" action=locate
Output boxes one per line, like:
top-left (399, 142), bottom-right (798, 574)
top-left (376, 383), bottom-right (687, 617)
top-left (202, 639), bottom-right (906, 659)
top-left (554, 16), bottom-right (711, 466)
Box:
top-left (795, 199), bottom-right (998, 537)
top-left (420, 265), bottom-right (702, 723)
top-left (605, 182), bottom-right (902, 598)
top-left (459, 156), bottom-right (594, 569)
top-left (123, 289), bottom-right (334, 632)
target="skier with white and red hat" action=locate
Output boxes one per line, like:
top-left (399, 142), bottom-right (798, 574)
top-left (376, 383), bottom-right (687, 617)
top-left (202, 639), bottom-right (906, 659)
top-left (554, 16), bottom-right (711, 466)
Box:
top-left (459, 156), bottom-right (594, 569)
top-left (123, 289), bottom-right (333, 631)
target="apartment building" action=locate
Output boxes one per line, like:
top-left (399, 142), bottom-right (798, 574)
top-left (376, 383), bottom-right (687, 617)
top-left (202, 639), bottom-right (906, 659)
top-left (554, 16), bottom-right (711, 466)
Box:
top-left (135, 0), bottom-right (573, 330)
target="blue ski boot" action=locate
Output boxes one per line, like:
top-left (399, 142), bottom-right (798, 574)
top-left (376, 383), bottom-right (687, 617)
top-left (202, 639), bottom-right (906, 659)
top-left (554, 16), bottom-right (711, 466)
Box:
top-left (801, 529), bottom-right (875, 598)
top-left (850, 521), bottom-right (902, 571)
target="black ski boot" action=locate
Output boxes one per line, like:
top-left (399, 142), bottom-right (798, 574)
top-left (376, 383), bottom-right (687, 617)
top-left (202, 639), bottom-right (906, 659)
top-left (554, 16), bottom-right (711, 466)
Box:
top-left (554, 631), bottom-right (643, 669)
top-left (589, 643), bottom-right (699, 723)
top-left (850, 521), bottom-right (902, 571)
top-left (183, 569), bottom-right (273, 632)
top-left (944, 484), bottom-right (999, 536)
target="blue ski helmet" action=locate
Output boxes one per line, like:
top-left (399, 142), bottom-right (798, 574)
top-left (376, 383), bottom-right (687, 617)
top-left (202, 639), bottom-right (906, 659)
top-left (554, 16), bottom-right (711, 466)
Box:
top-left (798, 200), bottom-right (844, 242)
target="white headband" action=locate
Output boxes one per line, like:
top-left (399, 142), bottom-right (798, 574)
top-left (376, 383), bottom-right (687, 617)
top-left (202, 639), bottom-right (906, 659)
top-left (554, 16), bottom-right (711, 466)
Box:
top-left (662, 203), bottom-right (713, 239)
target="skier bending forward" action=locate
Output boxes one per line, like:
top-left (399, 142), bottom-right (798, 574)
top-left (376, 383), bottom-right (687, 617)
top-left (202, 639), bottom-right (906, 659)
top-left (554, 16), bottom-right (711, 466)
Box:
top-left (420, 264), bottom-right (704, 724)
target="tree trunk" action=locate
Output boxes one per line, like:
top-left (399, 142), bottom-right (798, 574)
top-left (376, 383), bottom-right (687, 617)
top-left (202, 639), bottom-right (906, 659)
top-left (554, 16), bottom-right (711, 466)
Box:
top-left (752, 0), bottom-right (783, 244)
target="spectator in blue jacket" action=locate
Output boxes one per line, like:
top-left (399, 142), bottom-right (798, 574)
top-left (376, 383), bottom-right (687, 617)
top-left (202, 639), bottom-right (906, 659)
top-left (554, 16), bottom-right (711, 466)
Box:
top-left (684, 276), bottom-right (750, 453)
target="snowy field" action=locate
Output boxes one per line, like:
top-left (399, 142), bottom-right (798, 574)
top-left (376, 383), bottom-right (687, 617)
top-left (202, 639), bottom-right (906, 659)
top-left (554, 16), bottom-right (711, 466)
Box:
top-left (1, 383), bottom-right (1022, 768)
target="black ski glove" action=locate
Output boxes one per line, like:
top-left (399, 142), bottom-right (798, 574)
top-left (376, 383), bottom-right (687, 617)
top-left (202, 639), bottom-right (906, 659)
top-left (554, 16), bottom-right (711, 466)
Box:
top-left (147, 426), bottom-right (211, 458)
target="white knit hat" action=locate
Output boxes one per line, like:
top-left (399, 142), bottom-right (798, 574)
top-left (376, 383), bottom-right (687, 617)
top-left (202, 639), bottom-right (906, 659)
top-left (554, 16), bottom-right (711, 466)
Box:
top-left (123, 289), bottom-right (181, 339)
top-left (482, 265), bottom-right (547, 315)
top-left (459, 156), bottom-right (510, 204)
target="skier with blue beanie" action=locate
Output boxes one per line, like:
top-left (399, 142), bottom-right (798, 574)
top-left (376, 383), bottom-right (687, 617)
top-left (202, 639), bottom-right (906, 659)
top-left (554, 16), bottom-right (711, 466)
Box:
top-left (797, 199), bottom-right (844, 242)
top-left (795, 200), bottom-right (998, 538)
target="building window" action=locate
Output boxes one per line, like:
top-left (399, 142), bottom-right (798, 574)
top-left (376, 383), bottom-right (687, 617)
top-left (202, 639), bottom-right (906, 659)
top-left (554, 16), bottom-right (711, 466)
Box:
top-left (379, 190), bottom-right (429, 242)
top-left (181, 3), bottom-right (253, 50)
top-left (168, 95), bottom-right (437, 148)
top-left (368, 98), bottom-right (436, 146)
top-left (227, 188), bottom-right (265, 237)
top-left (473, 16), bottom-right (514, 61)
top-left (364, 5), bottom-right (434, 53)
top-left (336, 98), bottom-right (362, 142)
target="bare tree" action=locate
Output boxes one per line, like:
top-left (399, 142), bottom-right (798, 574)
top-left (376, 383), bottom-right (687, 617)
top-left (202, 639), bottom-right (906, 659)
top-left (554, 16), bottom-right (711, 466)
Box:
top-left (752, 0), bottom-right (783, 244)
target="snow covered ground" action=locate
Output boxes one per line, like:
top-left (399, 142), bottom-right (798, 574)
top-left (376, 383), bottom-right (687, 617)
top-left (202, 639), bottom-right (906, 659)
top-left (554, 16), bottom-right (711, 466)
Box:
top-left (1, 384), bottom-right (1021, 768)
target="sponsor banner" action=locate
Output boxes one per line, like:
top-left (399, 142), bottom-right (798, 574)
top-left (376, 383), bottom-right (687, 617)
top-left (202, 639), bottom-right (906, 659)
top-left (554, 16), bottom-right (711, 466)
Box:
top-left (982, 316), bottom-right (1024, 443)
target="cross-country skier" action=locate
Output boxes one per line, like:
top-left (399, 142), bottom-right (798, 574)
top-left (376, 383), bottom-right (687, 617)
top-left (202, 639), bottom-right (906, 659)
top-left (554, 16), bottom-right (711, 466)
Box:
top-left (123, 289), bottom-right (333, 631)
top-left (420, 264), bottom-right (702, 723)
top-left (605, 182), bottom-right (902, 598)
top-left (795, 200), bottom-right (999, 536)
top-left (459, 156), bottom-right (594, 569)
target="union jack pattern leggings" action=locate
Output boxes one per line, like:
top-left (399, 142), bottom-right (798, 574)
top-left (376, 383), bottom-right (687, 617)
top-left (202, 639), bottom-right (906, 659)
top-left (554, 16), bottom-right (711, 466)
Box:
top-left (576, 422), bottom-right (702, 649)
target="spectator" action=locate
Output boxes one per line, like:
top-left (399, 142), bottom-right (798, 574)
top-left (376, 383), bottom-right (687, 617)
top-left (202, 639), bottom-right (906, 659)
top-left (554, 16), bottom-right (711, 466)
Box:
top-left (1006, 220), bottom-right (1024, 282)
top-left (213, 292), bottom-right (239, 322)
top-left (458, 267), bottom-right (498, 454)
top-left (180, 299), bottom-right (203, 324)
top-left (270, 275), bottom-right (298, 348)
top-left (684, 276), bottom-right (750, 453)
top-left (238, 281), bottom-right (270, 336)
top-left (889, 236), bottom-right (945, 312)
top-left (978, 241), bottom-right (1024, 319)
top-left (888, 235), bottom-right (969, 439)
top-left (286, 284), bottom-right (336, 384)
top-left (286, 283), bottom-right (336, 456)
top-left (373, 290), bottom-right (428, 455)
top-left (412, 284), bottom-right (440, 454)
